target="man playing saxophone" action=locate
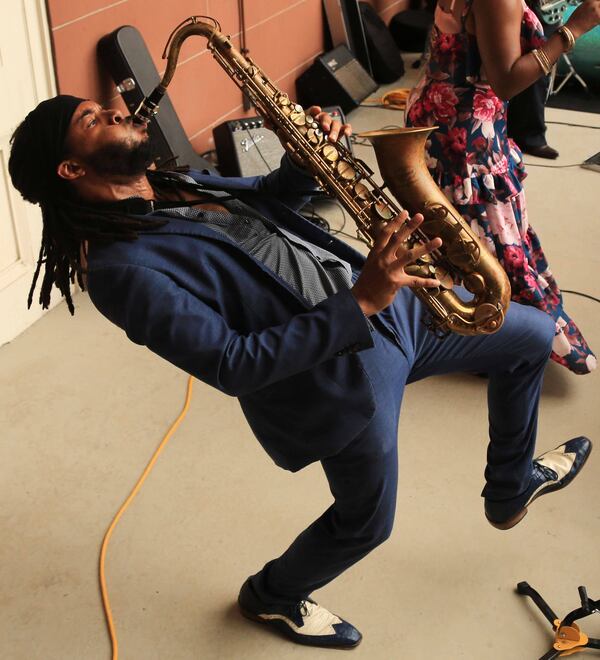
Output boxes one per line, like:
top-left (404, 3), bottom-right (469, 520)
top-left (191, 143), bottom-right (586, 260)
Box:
top-left (8, 93), bottom-right (592, 648)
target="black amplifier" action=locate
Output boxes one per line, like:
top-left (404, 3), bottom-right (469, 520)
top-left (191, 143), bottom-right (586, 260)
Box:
top-left (296, 45), bottom-right (378, 114)
top-left (213, 106), bottom-right (352, 177)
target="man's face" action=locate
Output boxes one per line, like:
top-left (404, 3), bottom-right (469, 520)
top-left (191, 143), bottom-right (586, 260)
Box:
top-left (64, 100), bottom-right (154, 177)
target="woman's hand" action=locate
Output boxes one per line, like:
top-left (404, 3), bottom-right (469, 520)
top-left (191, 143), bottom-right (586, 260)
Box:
top-left (566, 0), bottom-right (600, 39)
top-left (305, 105), bottom-right (352, 143)
top-left (351, 211), bottom-right (443, 317)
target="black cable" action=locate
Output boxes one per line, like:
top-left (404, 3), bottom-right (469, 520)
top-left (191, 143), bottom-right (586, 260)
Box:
top-left (351, 126), bottom-right (401, 149)
top-left (546, 120), bottom-right (600, 130)
top-left (302, 198), bottom-right (372, 246)
top-left (301, 202), bottom-right (330, 232)
top-left (350, 136), bottom-right (372, 147)
top-left (562, 289), bottom-right (600, 305)
top-left (306, 198), bottom-right (347, 237)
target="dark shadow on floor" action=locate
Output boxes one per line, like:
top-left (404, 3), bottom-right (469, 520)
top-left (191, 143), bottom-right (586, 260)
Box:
top-left (541, 361), bottom-right (574, 399)
top-left (428, 362), bottom-right (575, 401)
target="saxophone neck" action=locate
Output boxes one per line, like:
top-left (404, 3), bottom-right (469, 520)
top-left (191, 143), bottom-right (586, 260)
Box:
top-left (133, 16), bottom-right (226, 124)
top-left (161, 17), bottom-right (226, 87)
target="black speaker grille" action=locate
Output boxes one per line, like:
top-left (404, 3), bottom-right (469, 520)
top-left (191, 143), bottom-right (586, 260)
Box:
top-left (334, 59), bottom-right (378, 104)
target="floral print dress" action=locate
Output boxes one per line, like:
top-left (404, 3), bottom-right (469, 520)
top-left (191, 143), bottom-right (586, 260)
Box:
top-left (405, 0), bottom-right (596, 374)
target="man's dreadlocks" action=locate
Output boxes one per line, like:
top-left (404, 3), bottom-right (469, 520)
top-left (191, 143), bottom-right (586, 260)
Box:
top-left (24, 195), bottom-right (164, 315)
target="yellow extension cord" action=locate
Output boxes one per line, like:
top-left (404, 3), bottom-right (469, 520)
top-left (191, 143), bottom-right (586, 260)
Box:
top-left (360, 87), bottom-right (411, 111)
top-left (99, 375), bottom-right (195, 660)
top-left (96, 86), bottom-right (407, 659)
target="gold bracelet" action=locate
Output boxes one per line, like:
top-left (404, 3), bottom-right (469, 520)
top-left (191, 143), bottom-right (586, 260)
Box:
top-left (531, 48), bottom-right (551, 76)
top-left (538, 47), bottom-right (553, 74)
top-left (557, 25), bottom-right (576, 52)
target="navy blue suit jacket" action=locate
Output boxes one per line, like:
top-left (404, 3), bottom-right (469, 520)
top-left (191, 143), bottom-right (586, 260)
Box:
top-left (87, 156), bottom-right (390, 471)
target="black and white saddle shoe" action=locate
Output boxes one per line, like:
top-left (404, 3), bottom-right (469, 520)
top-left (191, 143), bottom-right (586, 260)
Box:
top-left (485, 437), bottom-right (592, 530)
top-left (237, 579), bottom-right (362, 649)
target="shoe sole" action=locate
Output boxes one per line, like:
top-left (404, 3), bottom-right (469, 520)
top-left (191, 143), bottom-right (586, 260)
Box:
top-left (486, 507), bottom-right (528, 531)
top-left (486, 443), bottom-right (592, 531)
top-left (238, 603), bottom-right (362, 649)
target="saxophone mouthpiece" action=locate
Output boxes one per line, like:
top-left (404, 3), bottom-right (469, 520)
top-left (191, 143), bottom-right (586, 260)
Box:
top-left (132, 86), bottom-right (165, 125)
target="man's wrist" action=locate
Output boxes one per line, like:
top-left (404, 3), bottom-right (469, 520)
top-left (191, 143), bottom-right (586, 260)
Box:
top-left (351, 289), bottom-right (376, 317)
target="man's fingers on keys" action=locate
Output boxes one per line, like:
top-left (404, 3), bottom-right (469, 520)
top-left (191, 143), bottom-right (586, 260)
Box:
top-left (395, 212), bottom-right (425, 242)
top-left (397, 237), bottom-right (442, 264)
top-left (409, 275), bottom-right (441, 288)
top-left (374, 212), bottom-right (409, 251)
top-left (327, 119), bottom-right (343, 142)
top-left (390, 259), bottom-right (441, 288)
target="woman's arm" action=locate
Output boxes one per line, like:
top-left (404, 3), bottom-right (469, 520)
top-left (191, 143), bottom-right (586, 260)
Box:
top-left (472, 0), bottom-right (600, 101)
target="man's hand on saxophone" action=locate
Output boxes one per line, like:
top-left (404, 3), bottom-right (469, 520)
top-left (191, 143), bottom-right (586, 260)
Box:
top-left (264, 104), bottom-right (351, 146)
top-left (304, 105), bottom-right (352, 143)
top-left (351, 210), bottom-right (443, 317)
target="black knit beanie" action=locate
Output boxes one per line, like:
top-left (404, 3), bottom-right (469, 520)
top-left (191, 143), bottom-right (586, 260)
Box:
top-left (8, 95), bottom-right (85, 205)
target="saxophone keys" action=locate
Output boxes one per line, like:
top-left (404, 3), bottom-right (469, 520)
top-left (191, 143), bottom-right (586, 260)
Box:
top-left (276, 93), bottom-right (290, 106)
top-left (322, 143), bottom-right (339, 163)
top-left (433, 266), bottom-right (454, 290)
top-left (353, 182), bottom-right (370, 202)
top-left (337, 160), bottom-right (357, 180)
top-left (404, 263), bottom-right (425, 275)
top-left (306, 128), bottom-right (323, 145)
top-left (447, 240), bottom-right (480, 271)
top-left (373, 201), bottom-right (394, 221)
top-left (290, 112), bottom-right (307, 126)
top-left (405, 262), bottom-right (433, 281)
top-left (463, 272), bottom-right (486, 294)
top-left (474, 303), bottom-right (503, 331)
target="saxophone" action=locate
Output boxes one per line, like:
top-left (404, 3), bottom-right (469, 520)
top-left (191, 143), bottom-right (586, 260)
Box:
top-left (134, 16), bottom-right (511, 336)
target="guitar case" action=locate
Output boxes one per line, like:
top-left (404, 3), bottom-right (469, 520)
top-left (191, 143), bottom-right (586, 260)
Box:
top-left (358, 2), bottom-right (405, 83)
top-left (97, 25), bottom-right (217, 173)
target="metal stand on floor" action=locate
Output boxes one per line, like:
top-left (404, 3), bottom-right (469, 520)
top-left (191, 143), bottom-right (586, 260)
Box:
top-left (517, 582), bottom-right (600, 659)
top-left (548, 52), bottom-right (590, 97)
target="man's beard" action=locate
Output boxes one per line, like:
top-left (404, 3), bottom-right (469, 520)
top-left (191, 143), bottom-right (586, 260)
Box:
top-left (85, 134), bottom-right (155, 177)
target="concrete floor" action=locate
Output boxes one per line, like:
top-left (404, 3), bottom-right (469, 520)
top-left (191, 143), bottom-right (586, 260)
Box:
top-left (1, 60), bottom-right (599, 660)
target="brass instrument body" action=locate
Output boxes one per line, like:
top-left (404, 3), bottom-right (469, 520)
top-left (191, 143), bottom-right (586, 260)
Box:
top-left (134, 16), bottom-right (510, 336)
top-left (359, 128), bottom-right (511, 335)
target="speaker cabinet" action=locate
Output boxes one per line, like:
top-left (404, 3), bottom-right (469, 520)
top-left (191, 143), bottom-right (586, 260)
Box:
top-left (295, 45), bottom-right (378, 114)
top-left (213, 107), bottom-right (352, 177)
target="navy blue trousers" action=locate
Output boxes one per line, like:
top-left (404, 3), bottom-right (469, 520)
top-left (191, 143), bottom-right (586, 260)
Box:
top-left (251, 288), bottom-right (555, 604)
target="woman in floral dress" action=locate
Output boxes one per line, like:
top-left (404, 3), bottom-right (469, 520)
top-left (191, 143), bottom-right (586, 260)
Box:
top-left (405, 0), bottom-right (600, 374)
